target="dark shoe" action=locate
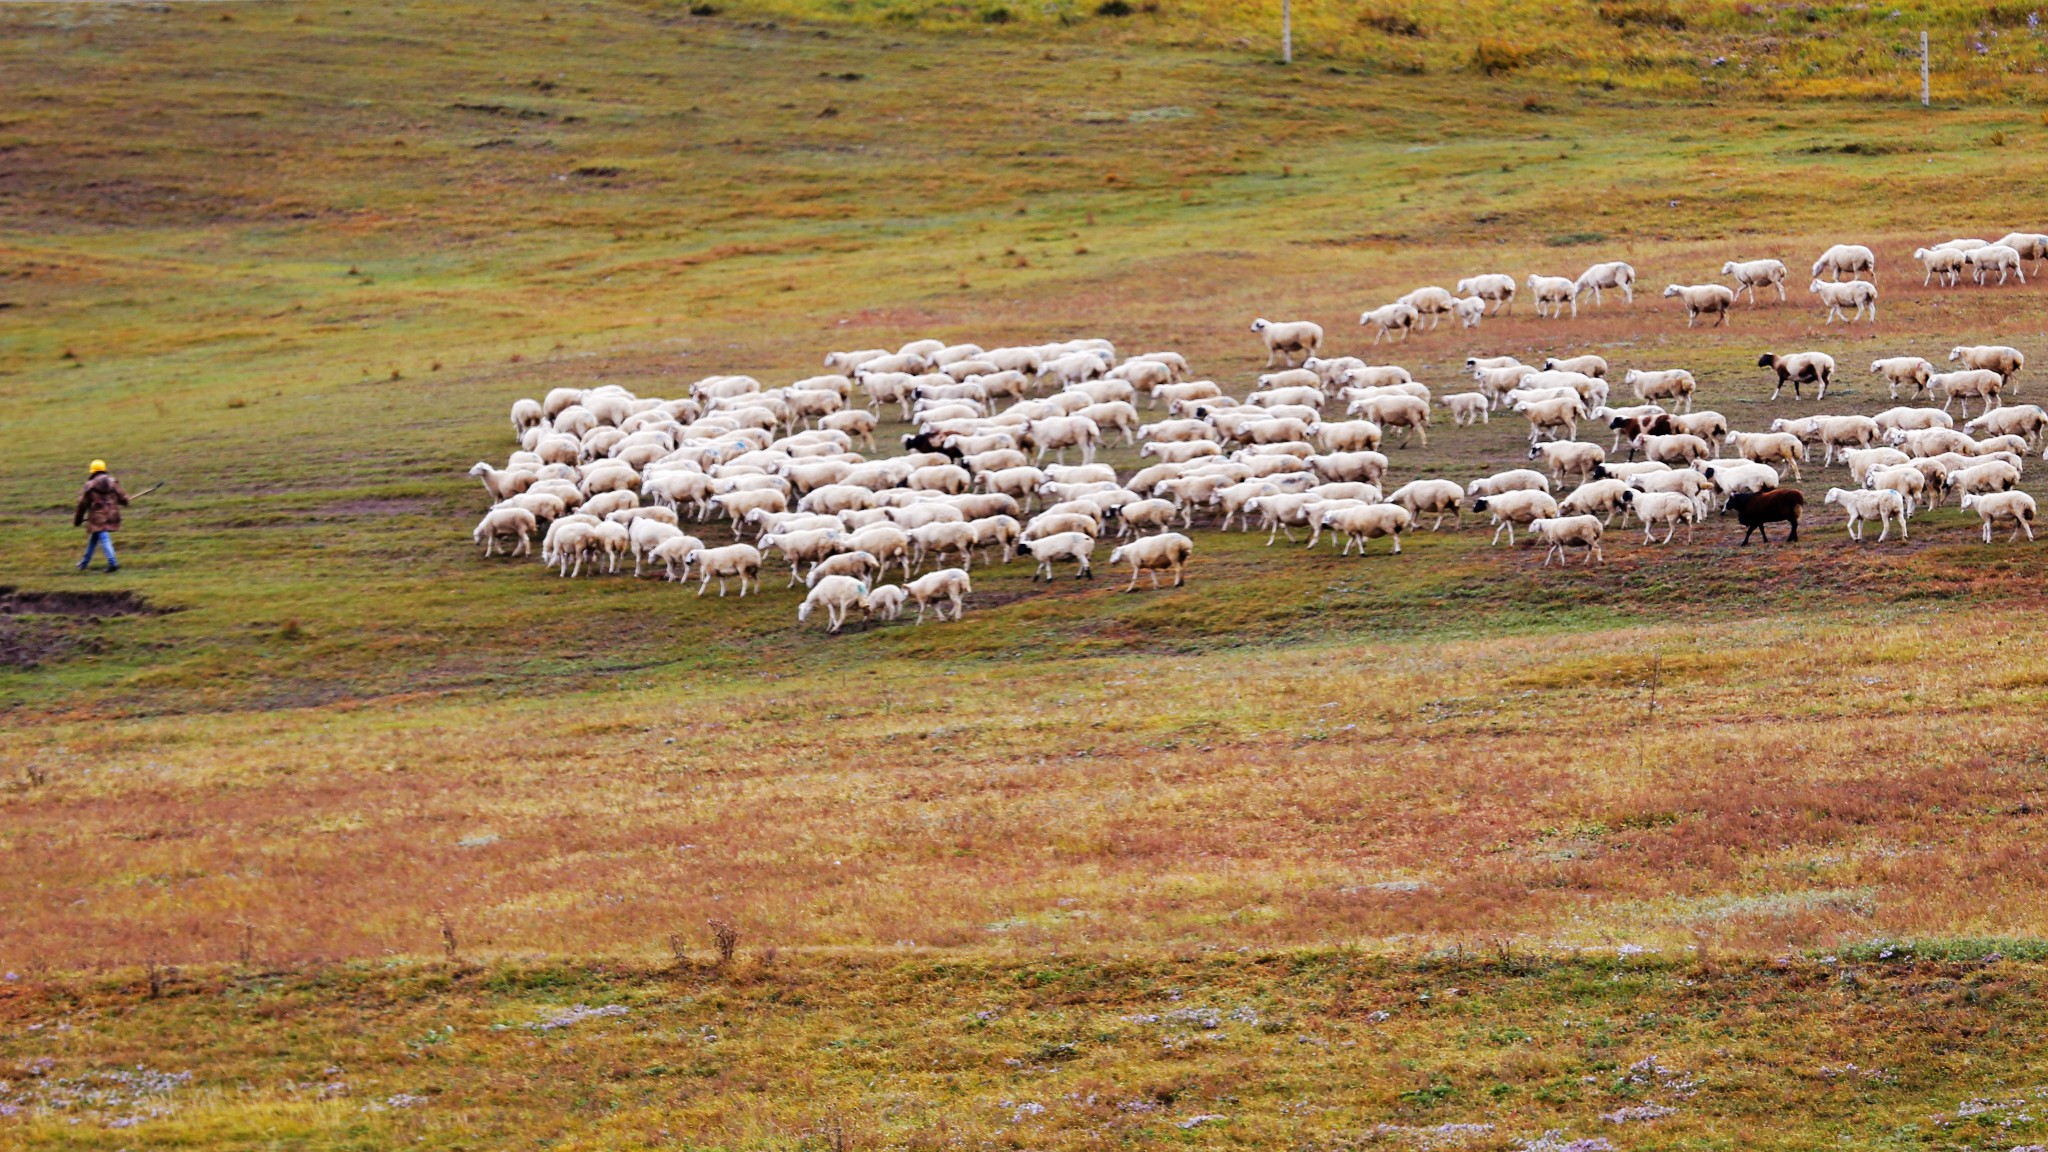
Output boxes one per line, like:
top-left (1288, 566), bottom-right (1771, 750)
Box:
top-left (77, 561), bottom-right (90, 571)
top-left (105, 564), bottom-right (119, 573)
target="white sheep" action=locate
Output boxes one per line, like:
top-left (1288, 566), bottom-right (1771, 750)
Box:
top-left (1810, 278), bottom-right (1877, 323)
top-left (1723, 430), bottom-right (1806, 480)
top-left (1823, 487), bottom-right (1906, 541)
top-left (1543, 355), bottom-right (1608, 379)
top-left (1358, 302), bottom-right (1421, 345)
top-left (1516, 397), bottom-right (1582, 445)
top-left (1663, 283), bottom-right (1736, 327)
top-left (1574, 261), bottom-right (1636, 307)
top-left (1862, 466), bottom-right (1926, 518)
top-left (1722, 258), bottom-right (1788, 304)
top-left (469, 461), bottom-right (536, 502)
top-left (1452, 296), bottom-right (1488, 329)
top-left (905, 567), bottom-right (972, 622)
top-left (798, 575), bottom-right (871, 634)
top-left (1949, 345), bottom-right (2026, 389)
top-left (473, 506), bottom-right (537, 557)
top-left (1558, 478), bottom-right (1632, 525)
top-left (1932, 369), bottom-right (2004, 416)
top-left (1526, 274), bottom-right (1578, 319)
top-left (1967, 404), bottom-right (2048, 444)
top-left (1107, 532), bottom-right (1193, 590)
top-left (1965, 244), bottom-right (2025, 285)
top-left (1961, 491), bottom-right (2038, 543)
top-left (1624, 369), bottom-right (1697, 412)
top-left (1473, 489), bottom-right (1561, 545)
top-left (1812, 243), bottom-right (1875, 281)
top-left (1250, 318), bottom-right (1324, 367)
top-left (1437, 392), bottom-right (1490, 426)
top-left (1529, 515), bottom-right (1606, 566)
top-left (1323, 503), bottom-right (1414, 555)
top-left (1913, 246), bottom-right (1966, 287)
top-left (686, 543), bottom-right (762, 597)
top-left (1386, 479), bottom-right (1465, 530)
top-left (1622, 490), bottom-right (1701, 545)
top-left (1455, 273), bottom-right (1517, 313)
top-left (1396, 287), bottom-right (1460, 329)
top-left (1024, 531), bottom-right (1096, 581)
top-left (1529, 440), bottom-right (1606, 484)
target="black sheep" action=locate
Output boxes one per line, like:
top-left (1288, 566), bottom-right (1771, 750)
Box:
top-left (1726, 487), bottom-right (1804, 544)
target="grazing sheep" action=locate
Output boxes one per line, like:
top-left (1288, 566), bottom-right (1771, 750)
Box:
top-left (687, 544), bottom-right (763, 597)
top-left (1758, 351), bottom-right (1836, 401)
top-left (1841, 447), bottom-right (1911, 487)
top-left (1250, 317), bottom-right (1324, 367)
top-left (1349, 394), bottom-right (1430, 447)
top-left (1472, 489), bottom-right (1561, 546)
top-left (1967, 404), bottom-right (2048, 444)
top-left (1825, 487), bottom-right (1907, 542)
top-left (906, 567), bottom-right (972, 622)
top-left (1323, 503), bottom-right (1414, 555)
top-left (1529, 515), bottom-right (1606, 566)
top-left (1385, 479), bottom-right (1465, 530)
top-left (1529, 440), bottom-right (1607, 484)
top-left (1544, 355), bottom-right (1609, 379)
top-left (1812, 243), bottom-right (1875, 281)
top-left (1728, 428), bottom-right (1810, 473)
top-left (1722, 258), bottom-right (1789, 304)
top-left (1871, 404), bottom-right (1952, 434)
top-left (1664, 283), bottom-right (1737, 327)
top-left (1810, 278), bottom-right (1878, 323)
top-left (1456, 274), bottom-right (1518, 313)
top-left (1965, 243), bottom-right (2025, 285)
top-left (1727, 488), bottom-right (1804, 544)
top-left (648, 534), bottom-right (709, 582)
top-left (469, 461), bottom-right (536, 502)
top-left (1527, 274), bottom-right (1579, 318)
top-left (1359, 302), bottom-right (1422, 344)
top-left (1023, 531), bottom-right (1096, 582)
top-left (798, 575), bottom-right (871, 634)
top-left (1944, 459), bottom-right (2022, 501)
top-left (1575, 261), bottom-right (1636, 307)
top-left (862, 584), bottom-right (908, 622)
top-left (1397, 287), bottom-right (1461, 329)
top-left (1108, 532), bottom-right (1193, 590)
top-left (808, 550), bottom-right (883, 586)
top-left (1961, 491), bottom-right (2038, 543)
top-left (510, 398), bottom-right (546, 438)
top-left (1913, 246), bottom-right (1967, 287)
top-left (1624, 369), bottom-right (1697, 412)
top-left (473, 506), bottom-right (537, 557)
top-left (1932, 368), bottom-right (2004, 416)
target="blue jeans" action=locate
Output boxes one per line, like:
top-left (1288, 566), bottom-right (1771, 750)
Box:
top-left (80, 531), bottom-right (117, 569)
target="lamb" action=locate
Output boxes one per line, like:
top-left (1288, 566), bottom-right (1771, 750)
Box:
top-left (1527, 274), bottom-right (1578, 318)
top-left (1574, 261), bottom-right (1636, 307)
top-left (1863, 465), bottom-right (1927, 517)
top-left (1664, 283), bottom-right (1737, 327)
top-left (1023, 532), bottom-right (1097, 581)
top-left (1967, 404), bottom-right (2048, 444)
top-left (1529, 515), bottom-right (1606, 566)
top-left (1819, 488), bottom-right (1905, 542)
top-left (1949, 345), bottom-right (2026, 390)
top-left (1250, 318), bottom-right (1324, 367)
top-left (473, 506), bottom-right (537, 557)
top-left (1107, 532), bottom-right (1193, 590)
top-left (1726, 488), bottom-right (1804, 544)
top-left (1456, 273), bottom-right (1517, 313)
top-left (1758, 351), bottom-right (1835, 400)
top-left (1722, 258), bottom-right (1789, 304)
top-left (905, 567), bottom-right (972, 622)
top-left (798, 575), bottom-right (872, 634)
top-left (1810, 278), bottom-right (1878, 323)
top-left (1965, 243), bottom-right (2025, 285)
top-left (1472, 489), bottom-right (1561, 546)
top-left (1558, 478), bottom-right (1633, 525)
top-left (686, 543), bottom-right (762, 597)
top-left (1913, 246), bottom-right (1967, 287)
top-left (1359, 302), bottom-right (1421, 344)
top-left (1811, 243), bottom-right (1875, 281)
top-left (647, 534), bottom-right (709, 582)
top-left (1932, 369), bottom-right (2004, 416)
top-left (1322, 503), bottom-right (1414, 555)
top-left (1529, 440), bottom-right (1607, 484)
top-left (1452, 296), bottom-right (1488, 329)
top-left (863, 584), bottom-right (908, 623)
top-left (1438, 392), bottom-right (1490, 426)
top-left (1624, 369), bottom-right (1697, 412)
top-left (1961, 491), bottom-right (2038, 543)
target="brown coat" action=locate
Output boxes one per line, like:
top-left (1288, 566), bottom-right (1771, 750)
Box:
top-left (74, 474), bottom-right (130, 533)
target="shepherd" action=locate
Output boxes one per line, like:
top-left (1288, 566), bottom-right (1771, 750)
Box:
top-left (74, 460), bottom-right (130, 573)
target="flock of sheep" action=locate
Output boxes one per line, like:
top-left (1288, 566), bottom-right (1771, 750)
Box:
top-left (465, 236), bottom-right (2045, 629)
top-left (1331, 232), bottom-right (2048, 341)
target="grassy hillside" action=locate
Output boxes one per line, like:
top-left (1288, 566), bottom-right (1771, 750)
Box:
top-left (5, 0), bottom-right (2048, 1146)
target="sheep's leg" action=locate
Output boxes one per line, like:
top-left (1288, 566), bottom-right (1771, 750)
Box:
top-left (1589, 542), bottom-right (1604, 564)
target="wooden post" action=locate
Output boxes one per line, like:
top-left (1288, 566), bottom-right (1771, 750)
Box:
top-left (1281, 0), bottom-right (1291, 64)
top-left (1921, 30), bottom-right (1930, 105)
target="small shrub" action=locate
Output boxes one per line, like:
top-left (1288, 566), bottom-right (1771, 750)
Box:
top-left (1472, 39), bottom-right (1531, 74)
top-left (687, 2), bottom-right (718, 14)
top-left (708, 918), bottom-right (739, 965)
top-left (980, 3), bottom-right (1012, 18)
top-left (1095, 0), bottom-right (1132, 14)
top-left (1360, 9), bottom-right (1422, 36)
top-left (1597, 1), bottom-right (1686, 29)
